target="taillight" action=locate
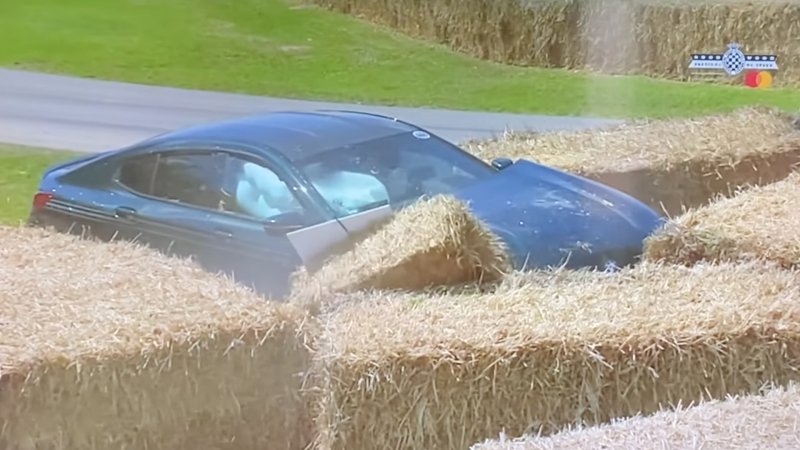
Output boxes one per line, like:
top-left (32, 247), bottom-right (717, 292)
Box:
top-left (32, 192), bottom-right (53, 210)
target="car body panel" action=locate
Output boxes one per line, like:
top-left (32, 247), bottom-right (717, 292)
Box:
top-left (136, 111), bottom-right (417, 163)
top-left (453, 160), bottom-right (665, 269)
top-left (31, 140), bottom-right (346, 298)
top-left (286, 203), bottom-right (394, 268)
top-left (29, 109), bottom-right (664, 299)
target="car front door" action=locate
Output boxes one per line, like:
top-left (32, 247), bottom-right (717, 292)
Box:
top-left (200, 149), bottom-right (349, 297)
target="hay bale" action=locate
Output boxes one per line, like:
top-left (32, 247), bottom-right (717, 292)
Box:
top-left (465, 107), bottom-right (800, 215)
top-left (309, 261), bottom-right (800, 450)
top-left (313, 0), bottom-right (800, 86)
top-left (0, 225), bottom-right (312, 450)
top-left (470, 382), bottom-right (800, 449)
top-left (644, 171), bottom-right (800, 267)
top-left (289, 195), bottom-right (511, 305)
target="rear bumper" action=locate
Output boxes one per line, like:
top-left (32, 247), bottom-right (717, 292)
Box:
top-left (26, 208), bottom-right (74, 233)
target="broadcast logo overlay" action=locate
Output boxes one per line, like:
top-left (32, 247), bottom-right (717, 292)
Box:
top-left (688, 43), bottom-right (778, 89)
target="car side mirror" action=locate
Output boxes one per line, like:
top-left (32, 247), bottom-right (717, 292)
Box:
top-left (263, 212), bottom-right (306, 234)
top-left (491, 157), bottom-right (514, 171)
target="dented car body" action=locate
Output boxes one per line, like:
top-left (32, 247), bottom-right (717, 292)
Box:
top-left (28, 110), bottom-right (664, 298)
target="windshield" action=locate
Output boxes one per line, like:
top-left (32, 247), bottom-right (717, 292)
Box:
top-left (295, 131), bottom-right (496, 217)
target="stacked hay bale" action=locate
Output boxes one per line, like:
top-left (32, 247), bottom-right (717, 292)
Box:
top-left (471, 383), bottom-right (800, 449)
top-left (313, 0), bottom-right (800, 85)
top-left (0, 226), bottom-right (312, 450)
top-left (307, 262), bottom-right (800, 450)
top-left (465, 107), bottom-right (800, 215)
top-left (644, 172), bottom-right (800, 267)
top-left (290, 195), bottom-right (512, 306)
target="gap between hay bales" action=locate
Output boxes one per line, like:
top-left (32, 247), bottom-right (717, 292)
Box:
top-left (471, 382), bottom-right (800, 450)
top-left (644, 171), bottom-right (800, 267)
top-left (465, 107), bottom-right (800, 216)
top-left (289, 195), bottom-right (511, 308)
top-left (0, 225), bottom-right (315, 450)
top-left (307, 261), bottom-right (800, 450)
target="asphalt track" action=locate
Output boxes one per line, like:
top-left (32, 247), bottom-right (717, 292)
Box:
top-left (0, 68), bottom-right (622, 152)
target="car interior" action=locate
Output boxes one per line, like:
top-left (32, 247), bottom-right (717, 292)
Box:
top-left (296, 138), bottom-right (485, 217)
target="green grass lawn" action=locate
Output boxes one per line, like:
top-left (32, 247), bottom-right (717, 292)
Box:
top-left (0, 145), bottom-right (81, 225)
top-left (1, 0), bottom-right (798, 118)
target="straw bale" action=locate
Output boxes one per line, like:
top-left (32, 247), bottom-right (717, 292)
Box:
top-left (310, 261), bottom-right (800, 450)
top-left (645, 171), bottom-right (800, 267)
top-left (0, 225), bottom-right (313, 450)
top-left (465, 107), bottom-right (800, 215)
top-left (314, 0), bottom-right (800, 86)
top-left (471, 382), bottom-right (800, 449)
top-left (289, 195), bottom-right (511, 305)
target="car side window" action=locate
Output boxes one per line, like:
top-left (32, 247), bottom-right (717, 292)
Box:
top-left (221, 154), bottom-right (307, 221)
top-left (117, 154), bottom-right (159, 195)
top-left (150, 152), bottom-right (227, 210)
top-left (119, 150), bottom-right (311, 224)
top-left (294, 132), bottom-right (494, 217)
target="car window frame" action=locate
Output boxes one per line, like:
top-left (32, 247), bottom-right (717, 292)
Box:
top-left (110, 144), bottom-right (328, 226)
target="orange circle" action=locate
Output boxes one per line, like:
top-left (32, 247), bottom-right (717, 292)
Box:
top-left (756, 71), bottom-right (773, 88)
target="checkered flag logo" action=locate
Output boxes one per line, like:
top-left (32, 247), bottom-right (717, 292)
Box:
top-left (688, 42), bottom-right (778, 76)
top-left (722, 43), bottom-right (746, 76)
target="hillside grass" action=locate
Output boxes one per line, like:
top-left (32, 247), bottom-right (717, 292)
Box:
top-left (0, 145), bottom-right (80, 225)
top-left (1, 0), bottom-right (799, 118)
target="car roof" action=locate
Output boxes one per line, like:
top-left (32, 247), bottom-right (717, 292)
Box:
top-left (138, 110), bottom-right (420, 162)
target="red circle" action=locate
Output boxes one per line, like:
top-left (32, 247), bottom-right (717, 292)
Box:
top-left (744, 70), bottom-right (759, 87)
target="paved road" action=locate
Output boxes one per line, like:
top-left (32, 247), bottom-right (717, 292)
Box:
top-left (0, 68), bottom-right (622, 152)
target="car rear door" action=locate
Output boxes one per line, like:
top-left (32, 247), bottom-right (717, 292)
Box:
top-left (125, 147), bottom-right (348, 298)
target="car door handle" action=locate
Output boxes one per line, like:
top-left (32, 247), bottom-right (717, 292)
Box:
top-left (213, 228), bottom-right (233, 239)
top-left (114, 206), bottom-right (137, 218)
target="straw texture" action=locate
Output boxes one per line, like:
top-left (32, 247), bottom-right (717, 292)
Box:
top-left (0, 225), bottom-right (313, 450)
top-left (289, 195), bottom-right (511, 306)
top-left (645, 172), bottom-right (800, 267)
top-left (465, 107), bottom-right (800, 215)
top-left (310, 261), bottom-right (800, 450)
top-left (314, 0), bottom-right (800, 86)
top-left (471, 382), bottom-right (800, 449)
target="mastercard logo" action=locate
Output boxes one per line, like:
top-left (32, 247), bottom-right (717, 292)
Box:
top-left (744, 70), bottom-right (773, 88)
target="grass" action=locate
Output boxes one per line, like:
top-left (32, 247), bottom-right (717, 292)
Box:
top-left (1, 0), bottom-right (799, 118)
top-left (0, 145), bottom-right (81, 225)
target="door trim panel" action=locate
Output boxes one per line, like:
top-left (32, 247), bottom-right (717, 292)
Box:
top-left (286, 219), bottom-right (349, 267)
top-left (336, 204), bottom-right (394, 234)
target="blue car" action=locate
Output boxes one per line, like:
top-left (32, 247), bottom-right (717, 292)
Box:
top-left (28, 110), bottom-right (664, 298)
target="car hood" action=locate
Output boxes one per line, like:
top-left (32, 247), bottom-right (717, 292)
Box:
top-left (453, 160), bottom-right (666, 270)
